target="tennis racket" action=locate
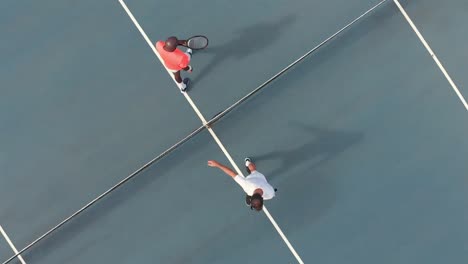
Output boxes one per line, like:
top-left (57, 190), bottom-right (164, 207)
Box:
top-left (183, 35), bottom-right (209, 50)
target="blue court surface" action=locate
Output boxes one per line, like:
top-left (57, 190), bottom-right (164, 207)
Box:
top-left (0, 240), bottom-right (11, 263)
top-left (1, 0), bottom-right (468, 263)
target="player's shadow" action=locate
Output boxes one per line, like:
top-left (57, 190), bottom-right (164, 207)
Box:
top-left (252, 122), bottom-right (364, 181)
top-left (172, 124), bottom-right (364, 264)
top-left (193, 14), bottom-right (297, 85)
top-left (255, 122), bottom-right (363, 228)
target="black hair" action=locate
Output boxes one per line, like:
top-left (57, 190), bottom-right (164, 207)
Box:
top-left (164, 36), bottom-right (178, 52)
top-left (250, 193), bottom-right (264, 211)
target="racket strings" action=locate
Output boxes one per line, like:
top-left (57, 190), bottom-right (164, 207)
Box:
top-left (186, 36), bottom-right (209, 50)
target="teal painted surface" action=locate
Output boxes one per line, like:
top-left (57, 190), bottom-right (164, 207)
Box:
top-left (1, 0), bottom-right (467, 263)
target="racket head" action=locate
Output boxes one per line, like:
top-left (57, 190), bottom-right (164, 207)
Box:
top-left (185, 35), bottom-right (209, 50)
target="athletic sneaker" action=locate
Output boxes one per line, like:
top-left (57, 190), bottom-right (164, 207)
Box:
top-left (179, 78), bottom-right (190, 92)
top-left (177, 82), bottom-right (186, 92)
top-left (244, 157), bottom-right (252, 175)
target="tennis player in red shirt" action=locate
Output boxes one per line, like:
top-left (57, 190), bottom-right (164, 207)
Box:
top-left (155, 36), bottom-right (193, 92)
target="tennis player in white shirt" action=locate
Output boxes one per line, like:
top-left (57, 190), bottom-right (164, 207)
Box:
top-left (207, 157), bottom-right (276, 211)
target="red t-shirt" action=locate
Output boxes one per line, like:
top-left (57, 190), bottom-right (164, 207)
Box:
top-left (155, 41), bottom-right (190, 71)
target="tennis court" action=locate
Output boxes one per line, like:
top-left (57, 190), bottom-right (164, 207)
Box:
top-left (0, 239), bottom-right (10, 263)
top-left (1, 0), bottom-right (467, 263)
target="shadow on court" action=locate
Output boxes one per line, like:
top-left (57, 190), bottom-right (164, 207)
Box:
top-left (15, 4), bottom-right (399, 262)
top-left (256, 123), bottom-right (364, 227)
top-left (193, 14), bottom-right (297, 85)
top-left (170, 125), bottom-right (364, 263)
top-left (202, 1), bottom-right (400, 122)
top-left (253, 123), bottom-right (364, 180)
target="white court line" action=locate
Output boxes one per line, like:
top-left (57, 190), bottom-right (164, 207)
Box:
top-left (0, 225), bottom-right (26, 264)
top-left (393, 0), bottom-right (468, 111)
top-left (118, 0), bottom-right (305, 263)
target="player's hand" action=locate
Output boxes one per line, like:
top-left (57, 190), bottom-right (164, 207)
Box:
top-left (207, 160), bottom-right (219, 167)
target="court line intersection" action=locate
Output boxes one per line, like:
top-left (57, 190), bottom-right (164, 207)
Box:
top-left (118, 0), bottom-right (305, 262)
top-left (0, 225), bottom-right (26, 264)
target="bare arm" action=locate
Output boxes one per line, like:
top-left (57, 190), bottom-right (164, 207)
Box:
top-left (207, 160), bottom-right (237, 178)
top-left (177, 39), bottom-right (188, 46)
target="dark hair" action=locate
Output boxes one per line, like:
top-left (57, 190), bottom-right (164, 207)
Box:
top-left (164, 36), bottom-right (178, 52)
top-left (250, 193), bottom-right (264, 211)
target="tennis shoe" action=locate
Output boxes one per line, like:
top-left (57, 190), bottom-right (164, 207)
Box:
top-left (177, 82), bottom-right (187, 92)
top-left (179, 78), bottom-right (190, 92)
top-left (244, 157), bottom-right (252, 175)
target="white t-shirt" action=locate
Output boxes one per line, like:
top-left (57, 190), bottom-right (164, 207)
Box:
top-left (233, 171), bottom-right (275, 200)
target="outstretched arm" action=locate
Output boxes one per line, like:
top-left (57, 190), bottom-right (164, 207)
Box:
top-left (207, 160), bottom-right (237, 178)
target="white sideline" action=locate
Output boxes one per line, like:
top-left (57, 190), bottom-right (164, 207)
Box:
top-left (0, 225), bottom-right (26, 264)
top-left (118, 0), bottom-right (305, 263)
top-left (393, 0), bottom-right (468, 111)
